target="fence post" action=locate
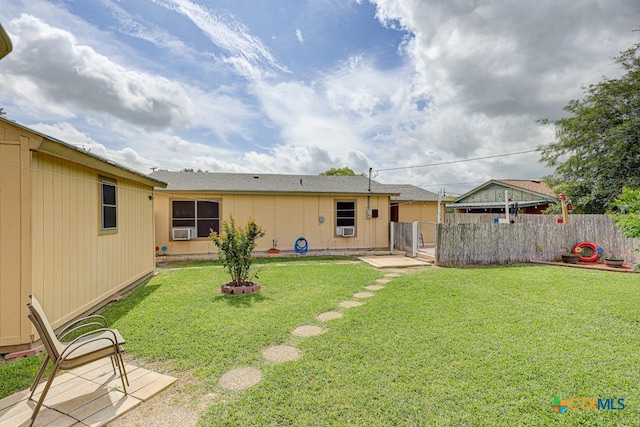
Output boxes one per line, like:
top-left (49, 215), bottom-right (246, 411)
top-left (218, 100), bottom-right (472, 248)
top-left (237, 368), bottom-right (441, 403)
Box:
top-left (390, 221), bottom-right (395, 251)
top-left (412, 221), bottom-right (419, 257)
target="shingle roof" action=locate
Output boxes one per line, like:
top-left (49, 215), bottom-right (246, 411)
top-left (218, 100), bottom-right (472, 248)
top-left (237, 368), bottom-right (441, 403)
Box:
top-left (454, 179), bottom-right (557, 203)
top-left (384, 184), bottom-right (441, 202)
top-left (0, 117), bottom-right (166, 188)
top-left (495, 179), bottom-right (556, 197)
top-left (150, 171), bottom-right (399, 195)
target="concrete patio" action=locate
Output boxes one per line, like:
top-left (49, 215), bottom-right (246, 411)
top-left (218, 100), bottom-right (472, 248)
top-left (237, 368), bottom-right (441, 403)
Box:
top-left (358, 255), bottom-right (431, 268)
top-left (0, 358), bottom-right (176, 427)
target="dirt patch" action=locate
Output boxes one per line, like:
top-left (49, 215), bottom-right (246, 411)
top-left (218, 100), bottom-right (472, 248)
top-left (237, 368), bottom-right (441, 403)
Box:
top-left (262, 345), bottom-right (301, 363)
top-left (107, 360), bottom-right (215, 427)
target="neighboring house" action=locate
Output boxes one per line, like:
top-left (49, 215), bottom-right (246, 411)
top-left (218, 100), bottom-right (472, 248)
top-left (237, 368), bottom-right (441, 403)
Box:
top-left (0, 118), bottom-right (166, 353)
top-left (447, 179), bottom-right (557, 214)
top-left (150, 171), bottom-right (399, 255)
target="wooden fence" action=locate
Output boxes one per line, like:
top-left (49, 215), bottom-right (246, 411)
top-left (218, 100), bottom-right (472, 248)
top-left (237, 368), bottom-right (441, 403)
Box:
top-left (391, 222), bottom-right (416, 256)
top-left (436, 214), bottom-right (640, 266)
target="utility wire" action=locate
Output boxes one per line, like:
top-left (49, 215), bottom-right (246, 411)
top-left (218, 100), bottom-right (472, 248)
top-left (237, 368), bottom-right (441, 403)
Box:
top-left (374, 149), bottom-right (540, 172)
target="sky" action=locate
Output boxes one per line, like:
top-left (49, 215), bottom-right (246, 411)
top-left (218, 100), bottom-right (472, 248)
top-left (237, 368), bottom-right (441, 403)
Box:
top-left (0, 0), bottom-right (638, 195)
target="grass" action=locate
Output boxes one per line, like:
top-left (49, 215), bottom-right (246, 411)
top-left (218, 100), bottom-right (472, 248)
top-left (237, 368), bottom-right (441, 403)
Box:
top-left (2, 262), bottom-right (640, 426)
top-left (0, 353), bottom-right (48, 398)
top-left (155, 255), bottom-right (360, 269)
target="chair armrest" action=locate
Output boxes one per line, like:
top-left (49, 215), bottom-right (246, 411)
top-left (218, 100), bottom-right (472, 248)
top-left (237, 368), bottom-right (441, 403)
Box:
top-left (58, 315), bottom-right (109, 341)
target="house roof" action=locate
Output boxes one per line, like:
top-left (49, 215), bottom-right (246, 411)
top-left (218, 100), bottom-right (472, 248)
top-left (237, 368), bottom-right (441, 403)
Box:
top-left (494, 179), bottom-right (556, 197)
top-left (1, 117), bottom-right (166, 188)
top-left (453, 179), bottom-right (557, 203)
top-left (384, 184), bottom-right (442, 202)
top-left (150, 171), bottom-right (400, 196)
top-left (447, 179), bottom-right (557, 209)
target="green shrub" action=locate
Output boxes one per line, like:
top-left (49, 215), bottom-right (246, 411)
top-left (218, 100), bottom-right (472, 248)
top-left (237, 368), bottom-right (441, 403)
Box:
top-left (210, 216), bottom-right (265, 286)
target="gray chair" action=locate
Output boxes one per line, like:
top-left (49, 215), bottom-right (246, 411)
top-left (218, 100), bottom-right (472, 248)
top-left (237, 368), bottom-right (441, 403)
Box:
top-left (26, 295), bottom-right (129, 426)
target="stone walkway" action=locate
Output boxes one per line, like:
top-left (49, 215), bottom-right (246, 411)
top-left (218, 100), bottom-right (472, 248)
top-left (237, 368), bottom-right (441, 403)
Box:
top-left (108, 266), bottom-right (423, 425)
top-left (217, 269), bottom-right (414, 391)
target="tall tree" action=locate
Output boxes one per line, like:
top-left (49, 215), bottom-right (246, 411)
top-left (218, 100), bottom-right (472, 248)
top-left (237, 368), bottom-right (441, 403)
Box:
top-left (319, 167), bottom-right (365, 176)
top-left (539, 41), bottom-right (640, 213)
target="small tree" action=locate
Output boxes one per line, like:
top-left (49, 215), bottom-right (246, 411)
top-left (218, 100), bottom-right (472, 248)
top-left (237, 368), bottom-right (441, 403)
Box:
top-left (610, 187), bottom-right (640, 239)
top-left (319, 167), bottom-right (365, 176)
top-left (210, 216), bottom-right (265, 286)
top-left (609, 187), bottom-right (640, 270)
top-left (538, 41), bottom-right (640, 213)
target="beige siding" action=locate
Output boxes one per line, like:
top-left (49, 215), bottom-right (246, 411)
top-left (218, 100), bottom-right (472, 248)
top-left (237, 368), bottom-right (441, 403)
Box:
top-left (154, 192), bottom-right (390, 255)
top-left (0, 134), bottom-right (31, 348)
top-left (31, 152), bottom-right (156, 330)
top-left (397, 201), bottom-right (442, 244)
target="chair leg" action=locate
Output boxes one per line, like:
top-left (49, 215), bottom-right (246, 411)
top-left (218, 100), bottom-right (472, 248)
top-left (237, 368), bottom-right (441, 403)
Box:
top-left (28, 355), bottom-right (50, 400)
top-left (115, 351), bottom-right (129, 393)
top-left (110, 355), bottom-right (117, 374)
top-left (30, 362), bottom-right (61, 426)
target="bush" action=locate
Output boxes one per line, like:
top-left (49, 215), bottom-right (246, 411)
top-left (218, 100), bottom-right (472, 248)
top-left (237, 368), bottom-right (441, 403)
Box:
top-left (210, 216), bottom-right (265, 286)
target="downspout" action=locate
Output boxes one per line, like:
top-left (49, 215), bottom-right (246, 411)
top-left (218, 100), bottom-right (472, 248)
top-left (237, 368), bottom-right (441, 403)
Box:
top-left (367, 167), bottom-right (371, 218)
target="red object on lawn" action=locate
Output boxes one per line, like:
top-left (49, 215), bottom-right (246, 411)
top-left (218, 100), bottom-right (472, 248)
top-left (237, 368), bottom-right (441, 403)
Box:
top-left (572, 241), bottom-right (599, 262)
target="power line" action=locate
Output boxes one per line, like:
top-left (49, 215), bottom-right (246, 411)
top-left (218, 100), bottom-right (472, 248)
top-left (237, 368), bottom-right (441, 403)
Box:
top-left (374, 149), bottom-right (540, 172)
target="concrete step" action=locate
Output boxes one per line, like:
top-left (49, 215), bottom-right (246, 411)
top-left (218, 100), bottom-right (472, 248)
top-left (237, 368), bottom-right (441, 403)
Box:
top-left (416, 252), bottom-right (435, 263)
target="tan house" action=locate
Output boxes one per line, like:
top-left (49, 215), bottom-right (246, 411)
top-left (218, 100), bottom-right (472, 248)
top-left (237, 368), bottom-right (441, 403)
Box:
top-left (0, 118), bottom-right (166, 353)
top-left (447, 179), bottom-right (557, 214)
top-left (150, 171), bottom-right (399, 255)
top-left (386, 184), bottom-right (449, 244)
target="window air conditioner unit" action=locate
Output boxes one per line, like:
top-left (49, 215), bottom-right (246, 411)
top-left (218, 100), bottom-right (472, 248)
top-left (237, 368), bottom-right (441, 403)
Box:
top-left (341, 226), bottom-right (355, 237)
top-left (172, 228), bottom-right (194, 240)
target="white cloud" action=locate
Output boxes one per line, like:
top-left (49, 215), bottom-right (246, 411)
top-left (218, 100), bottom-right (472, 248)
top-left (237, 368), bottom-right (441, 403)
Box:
top-left (3, 14), bottom-right (192, 127)
top-left (152, 0), bottom-right (290, 79)
top-left (365, 0), bottom-right (639, 191)
top-left (1, 13), bottom-right (258, 141)
top-left (29, 122), bottom-right (158, 172)
top-left (2, 0), bottom-right (638, 195)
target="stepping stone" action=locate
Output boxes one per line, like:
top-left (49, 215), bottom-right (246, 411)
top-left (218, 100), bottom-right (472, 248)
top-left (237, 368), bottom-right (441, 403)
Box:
top-left (262, 345), bottom-right (301, 363)
top-left (384, 273), bottom-right (401, 278)
top-left (387, 268), bottom-right (412, 275)
top-left (219, 367), bottom-right (262, 391)
top-left (339, 301), bottom-right (363, 308)
top-left (353, 292), bottom-right (374, 299)
top-left (292, 325), bottom-right (326, 337)
top-left (317, 311), bottom-right (343, 322)
top-left (364, 285), bottom-right (384, 291)
top-left (376, 278), bottom-right (391, 284)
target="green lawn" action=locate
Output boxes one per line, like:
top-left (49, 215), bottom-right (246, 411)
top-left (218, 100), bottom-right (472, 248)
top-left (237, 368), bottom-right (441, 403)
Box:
top-left (2, 262), bottom-right (640, 426)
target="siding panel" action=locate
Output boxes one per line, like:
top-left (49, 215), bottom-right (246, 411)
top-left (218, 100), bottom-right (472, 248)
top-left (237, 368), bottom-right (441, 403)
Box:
top-left (31, 153), bottom-right (156, 329)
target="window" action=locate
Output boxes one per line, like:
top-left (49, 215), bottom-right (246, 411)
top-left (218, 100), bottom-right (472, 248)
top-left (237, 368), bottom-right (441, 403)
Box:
top-left (172, 200), bottom-right (220, 238)
top-left (101, 178), bottom-right (117, 232)
top-left (336, 200), bottom-right (356, 236)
